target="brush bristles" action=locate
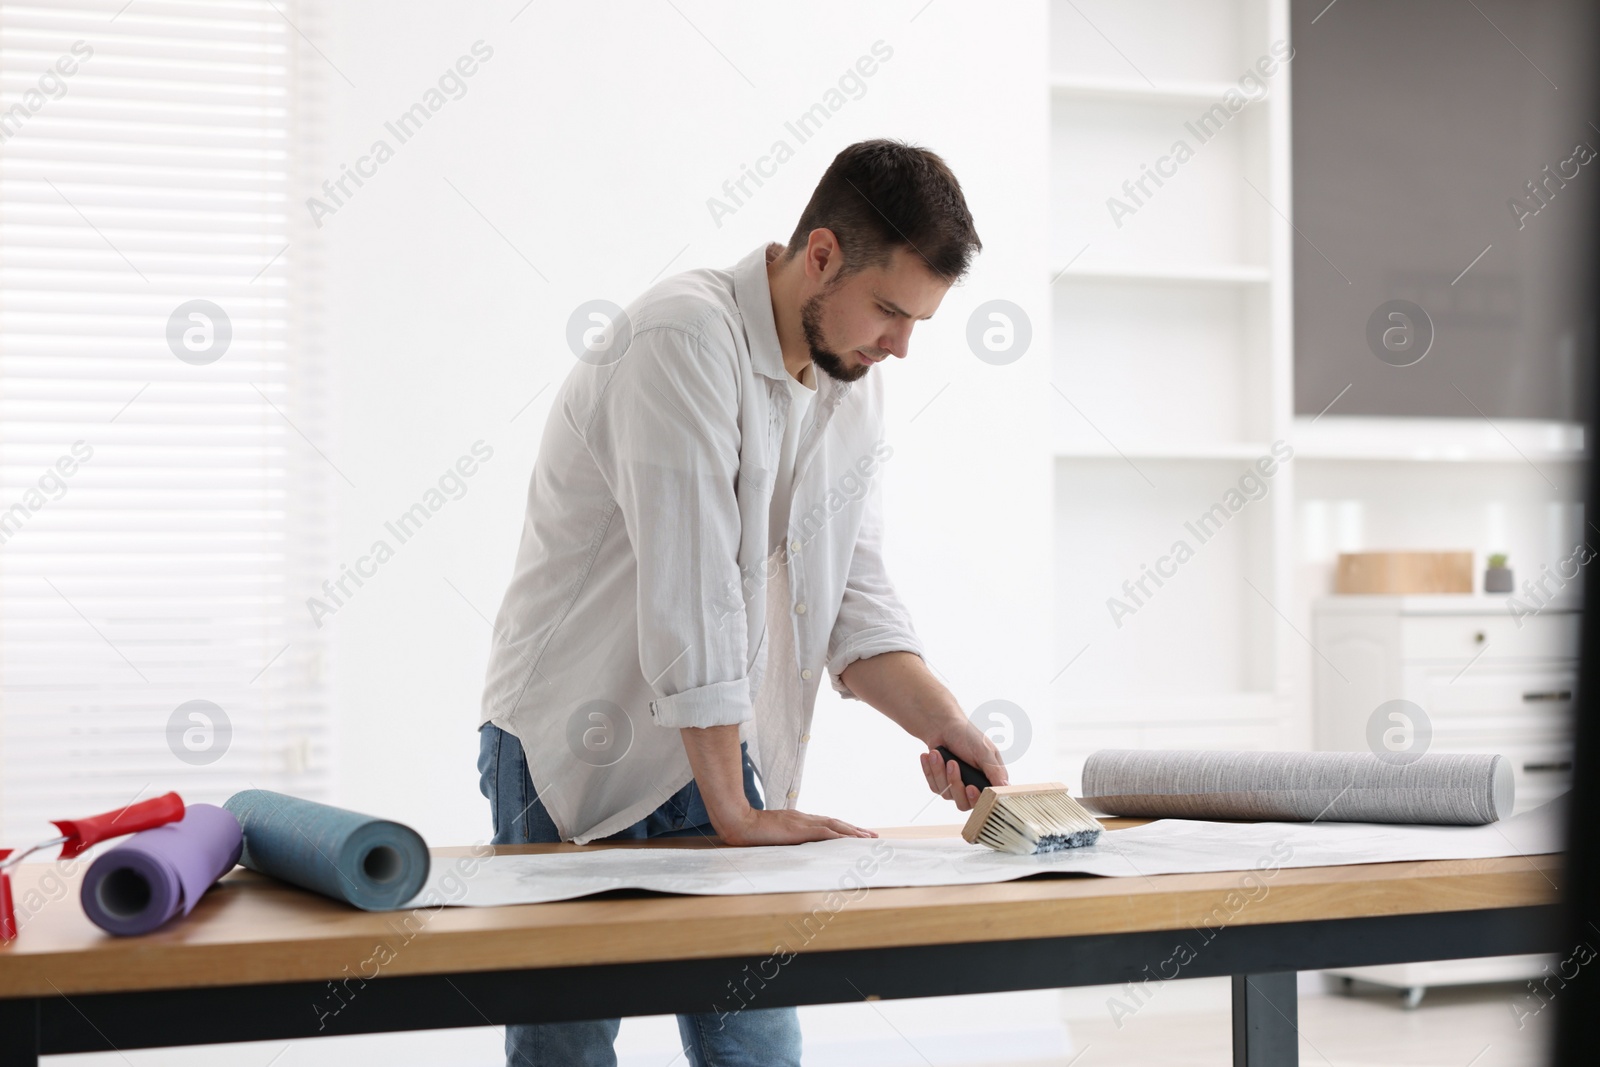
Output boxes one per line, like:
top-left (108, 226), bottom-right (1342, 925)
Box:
top-left (967, 789), bottom-right (1103, 855)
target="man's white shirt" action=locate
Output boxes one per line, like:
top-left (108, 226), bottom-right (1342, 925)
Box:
top-left (480, 242), bottom-right (924, 843)
top-left (768, 360), bottom-right (817, 550)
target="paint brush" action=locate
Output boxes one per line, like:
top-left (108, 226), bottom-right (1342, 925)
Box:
top-left (936, 746), bottom-right (1103, 855)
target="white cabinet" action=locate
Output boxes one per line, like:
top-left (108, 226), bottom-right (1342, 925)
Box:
top-left (1312, 595), bottom-right (1577, 812)
top-left (1311, 594), bottom-right (1573, 999)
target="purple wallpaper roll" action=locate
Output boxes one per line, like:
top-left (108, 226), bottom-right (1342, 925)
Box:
top-left (79, 803), bottom-right (244, 936)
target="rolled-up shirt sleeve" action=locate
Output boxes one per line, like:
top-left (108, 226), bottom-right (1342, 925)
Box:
top-left (584, 323), bottom-right (753, 729)
top-left (826, 472), bottom-right (925, 699)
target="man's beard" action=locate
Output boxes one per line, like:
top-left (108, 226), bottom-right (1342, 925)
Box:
top-left (801, 290), bottom-right (871, 383)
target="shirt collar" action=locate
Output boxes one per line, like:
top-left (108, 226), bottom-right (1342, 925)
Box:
top-left (732, 242), bottom-right (855, 404)
top-left (732, 242), bottom-right (790, 383)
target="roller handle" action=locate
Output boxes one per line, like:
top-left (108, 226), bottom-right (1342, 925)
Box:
top-left (0, 871), bottom-right (14, 939)
top-left (935, 746), bottom-right (993, 792)
top-left (51, 791), bottom-right (185, 859)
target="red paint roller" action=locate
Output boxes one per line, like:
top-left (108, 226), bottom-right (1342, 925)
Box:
top-left (0, 792), bottom-right (184, 939)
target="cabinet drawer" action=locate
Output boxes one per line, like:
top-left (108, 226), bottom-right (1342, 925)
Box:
top-left (1516, 775), bottom-right (1575, 813)
top-left (1429, 717), bottom-right (1572, 749)
top-left (1414, 665), bottom-right (1577, 727)
top-left (1400, 612), bottom-right (1579, 662)
top-left (1493, 744), bottom-right (1573, 816)
top-left (1422, 740), bottom-right (1572, 816)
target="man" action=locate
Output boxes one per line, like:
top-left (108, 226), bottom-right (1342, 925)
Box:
top-left (477, 138), bottom-right (1007, 1066)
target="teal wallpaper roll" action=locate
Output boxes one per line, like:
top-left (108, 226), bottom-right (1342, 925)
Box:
top-left (223, 790), bottom-right (429, 910)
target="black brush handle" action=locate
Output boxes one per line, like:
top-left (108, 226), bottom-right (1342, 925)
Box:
top-left (936, 745), bottom-right (992, 792)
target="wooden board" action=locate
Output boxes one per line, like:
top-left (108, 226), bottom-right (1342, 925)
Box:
top-left (1335, 551), bottom-right (1475, 594)
top-left (0, 822), bottom-right (1560, 998)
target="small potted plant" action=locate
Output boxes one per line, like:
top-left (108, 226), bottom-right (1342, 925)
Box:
top-left (1484, 553), bottom-right (1513, 593)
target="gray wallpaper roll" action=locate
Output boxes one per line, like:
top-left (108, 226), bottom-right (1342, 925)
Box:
top-left (1080, 750), bottom-right (1513, 825)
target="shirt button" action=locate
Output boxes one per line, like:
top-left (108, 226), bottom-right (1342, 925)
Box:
top-left (801, 668), bottom-right (813, 680)
top-left (795, 602), bottom-right (807, 615)
top-left (800, 733), bottom-right (810, 743)
top-left (790, 540), bottom-right (802, 553)
top-left (786, 790), bottom-right (798, 799)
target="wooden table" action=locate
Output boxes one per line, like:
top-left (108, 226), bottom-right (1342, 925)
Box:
top-left (0, 822), bottom-right (1562, 1066)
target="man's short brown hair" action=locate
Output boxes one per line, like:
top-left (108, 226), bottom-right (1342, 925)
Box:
top-left (784, 139), bottom-right (981, 283)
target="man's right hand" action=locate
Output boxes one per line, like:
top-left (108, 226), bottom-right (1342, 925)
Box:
top-left (715, 805), bottom-right (877, 847)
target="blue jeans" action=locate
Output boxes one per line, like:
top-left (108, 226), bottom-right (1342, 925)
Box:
top-left (476, 722), bottom-right (803, 1067)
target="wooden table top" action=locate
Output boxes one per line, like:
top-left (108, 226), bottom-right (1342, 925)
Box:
top-left (0, 822), bottom-right (1561, 998)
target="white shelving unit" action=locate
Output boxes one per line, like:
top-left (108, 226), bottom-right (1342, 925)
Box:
top-left (1053, 262), bottom-right (1272, 285)
top-left (1050, 75), bottom-right (1248, 105)
top-left (1047, 0), bottom-right (1589, 783)
top-left (1048, 0), bottom-right (1295, 783)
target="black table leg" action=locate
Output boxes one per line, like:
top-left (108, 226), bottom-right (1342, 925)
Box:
top-left (1232, 972), bottom-right (1298, 1067)
top-left (0, 997), bottom-right (39, 1067)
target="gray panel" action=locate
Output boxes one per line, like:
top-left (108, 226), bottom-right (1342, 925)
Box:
top-left (1291, 0), bottom-right (1597, 419)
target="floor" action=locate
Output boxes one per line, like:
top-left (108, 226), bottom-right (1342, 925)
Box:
top-left (1045, 978), bottom-right (1550, 1067)
top-left (50, 978), bottom-right (1552, 1065)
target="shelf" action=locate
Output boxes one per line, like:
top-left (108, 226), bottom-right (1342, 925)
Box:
top-left (1291, 416), bottom-right (1587, 464)
top-left (1053, 442), bottom-right (1273, 461)
top-left (1057, 691), bottom-right (1285, 727)
top-left (1049, 75), bottom-right (1241, 105)
top-left (1050, 263), bottom-right (1271, 285)
top-left (1312, 592), bottom-right (1582, 616)
top-left (1047, 1), bottom-right (1302, 747)
top-left (1296, 448), bottom-right (1588, 464)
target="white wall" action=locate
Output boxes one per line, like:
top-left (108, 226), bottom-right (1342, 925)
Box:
top-left (310, 2), bottom-right (1055, 1063)
top-left (317, 0), bottom-right (1050, 852)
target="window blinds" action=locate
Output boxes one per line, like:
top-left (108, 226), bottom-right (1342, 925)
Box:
top-left (0, 0), bottom-right (330, 841)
